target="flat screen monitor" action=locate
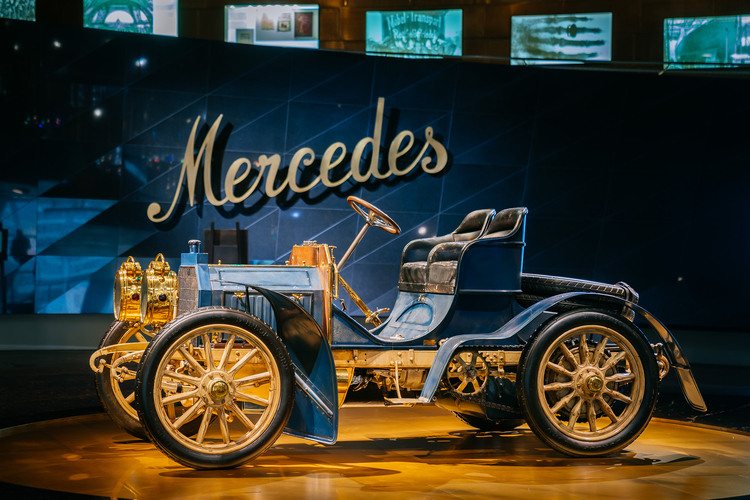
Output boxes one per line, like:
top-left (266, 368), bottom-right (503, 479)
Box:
top-left (366, 9), bottom-right (463, 58)
top-left (511, 13), bottom-right (613, 65)
top-left (226, 5), bottom-right (319, 49)
top-left (83, 0), bottom-right (178, 36)
top-left (1, 0), bottom-right (35, 21)
top-left (664, 15), bottom-right (750, 69)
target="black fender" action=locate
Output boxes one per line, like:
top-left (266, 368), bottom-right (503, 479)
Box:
top-left (249, 286), bottom-right (338, 444)
top-left (419, 291), bottom-right (706, 412)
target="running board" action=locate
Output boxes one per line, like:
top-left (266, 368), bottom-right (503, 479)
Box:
top-left (383, 397), bottom-right (428, 407)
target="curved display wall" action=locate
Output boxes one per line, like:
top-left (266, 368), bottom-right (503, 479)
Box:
top-left (0, 20), bottom-right (748, 329)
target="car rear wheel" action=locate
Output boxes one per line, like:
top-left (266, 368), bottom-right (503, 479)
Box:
top-left (517, 310), bottom-right (658, 457)
top-left (135, 307), bottom-right (295, 469)
top-left (95, 321), bottom-right (154, 440)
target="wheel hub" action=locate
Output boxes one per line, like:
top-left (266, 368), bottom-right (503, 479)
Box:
top-left (575, 368), bottom-right (605, 398)
top-left (211, 380), bottom-right (229, 400)
top-left (200, 372), bottom-right (234, 406)
top-left (586, 375), bottom-right (604, 393)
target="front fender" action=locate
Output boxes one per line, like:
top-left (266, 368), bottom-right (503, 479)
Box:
top-left (250, 286), bottom-right (338, 444)
top-left (419, 292), bottom-right (706, 412)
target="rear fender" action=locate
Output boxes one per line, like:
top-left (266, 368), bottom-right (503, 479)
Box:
top-left (419, 292), bottom-right (706, 412)
top-left (250, 286), bottom-right (338, 444)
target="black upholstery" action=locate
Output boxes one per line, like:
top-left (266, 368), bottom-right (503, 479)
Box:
top-left (399, 209), bottom-right (495, 292)
top-left (481, 207), bottom-right (527, 240)
top-left (423, 208), bottom-right (527, 292)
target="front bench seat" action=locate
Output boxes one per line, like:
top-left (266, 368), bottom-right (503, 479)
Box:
top-left (426, 207), bottom-right (528, 294)
top-left (399, 209), bottom-right (495, 293)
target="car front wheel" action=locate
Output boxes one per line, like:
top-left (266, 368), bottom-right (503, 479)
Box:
top-left (135, 307), bottom-right (295, 469)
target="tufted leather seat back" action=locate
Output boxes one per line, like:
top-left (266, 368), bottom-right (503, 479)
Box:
top-left (480, 207), bottom-right (527, 240)
top-left (451, 209), bottom-right (496, 241)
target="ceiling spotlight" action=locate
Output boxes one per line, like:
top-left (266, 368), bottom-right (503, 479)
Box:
top-left (53, 40), bottom-right (61, 48)
top-left (93, 108), bottom-right (103, 117)
top-left (136, 58), bottom-right (148, 67)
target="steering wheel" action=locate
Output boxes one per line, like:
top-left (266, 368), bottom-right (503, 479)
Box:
top-left (347, 196), bottom-right (401, 235)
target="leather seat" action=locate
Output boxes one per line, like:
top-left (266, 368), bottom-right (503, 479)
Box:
top-left (425, 207), bottom-right (528, 293)
top-left (399, 209), bottom-right (495, 293)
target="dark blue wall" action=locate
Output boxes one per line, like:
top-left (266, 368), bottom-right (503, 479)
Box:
top-left (1, 20), bottom-right (748, 328)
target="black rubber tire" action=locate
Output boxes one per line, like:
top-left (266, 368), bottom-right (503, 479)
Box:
top-left (135, 307), bottom-right (295, 469)
top-left (517, 274), bottom-right (637, 312)
top-left (452, 412), bottom-right (525, 432)
top-left (95, 321), bottom-right (149, 440)
top-left (517, 309), bottom-right (658, 457)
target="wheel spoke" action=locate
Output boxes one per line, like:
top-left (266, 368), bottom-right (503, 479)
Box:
top-left (178, 345), bottom-right (206, 376)
top-left (606, 372), bottom-right (635, 384)
top-left (560, 344), bottom-right (579, 368)
top-left (568, 398), bottom-right (583, 429)
top-left (546, 361), bottom-right (574, 378)
top-left (235, 371), bottom-right (271, 387)
top-left (236, 391), bottom-right (269, 407)
top-left (195, 409), bottom-right (213, 444)
top-left (172, 400), bottom-right (204, 430)
top-left (125, 392), bottom-right (135, 403)
top-left (456, 380), bottom-right (469, 392)
top-left (587, 401), bottom-right (598, 432)
top-left (550, 390), bottom-right (576, 413)
top-left (218, 334), bottom-right (236, 371)
top-left (544, 381), bottom-right (574, 391)
top-left (135, 331), bottom-right (148, 342)
top-left (471, 379), bottom-right (481, 392)
top-left (163, 370), bottom-right (201, 386)
top-left (579, 334), bottom-right (589, 365)
top-left (228, 348), bottom-right (258, 377)
top-left (601, 351), bottom-right (627, 371)
top-left (598, 397), bottom-right (619, 423)
top-left (118, 371), bottom-right (136, 381)
top-left (592, 336), bottom-right (609, 366)
top-left (228, 401), bottom-right (256, 431)
top-left (456, 356), bottom-right (469, 371)
top-left (469, 352), bottom-right (478, 369)
top-left (202, 334), bottom-right (215, 370)
top-left (218, 407), bottom-right (231, 444)
top-left (604, 388), bottom-right (632, 404)
top-left (162, 389), bottom-right (200, 405)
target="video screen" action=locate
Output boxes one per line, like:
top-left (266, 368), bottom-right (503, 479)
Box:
top-left (664, 15), bottom-right (750, 69)
top-left (0, 0), bottom-right (35, 21)
top-left (83, 0), bottom-right (178, 36)
top-left (366, 9), bottom-right (462, 58)
top-left (226, 5), bottom-right (319, 49)
top-left (511, 13), bottom-right (612, 65)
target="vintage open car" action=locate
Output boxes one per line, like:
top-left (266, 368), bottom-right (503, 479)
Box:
top-left (90, 196), bottom-right (706, 469)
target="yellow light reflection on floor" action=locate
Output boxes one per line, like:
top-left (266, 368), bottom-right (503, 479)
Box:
top-left (0, 407), bottom-right (748, 499)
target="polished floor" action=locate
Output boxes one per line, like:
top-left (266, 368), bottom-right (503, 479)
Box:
top-left (1, 351), bottom-right (749, 499)
top-left (1, 407), bottom-right (749, 500)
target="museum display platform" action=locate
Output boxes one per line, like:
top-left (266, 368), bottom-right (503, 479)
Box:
top-left (1, 407), bottom-right (748, 500)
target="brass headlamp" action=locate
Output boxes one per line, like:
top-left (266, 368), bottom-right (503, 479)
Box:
top-left (113, 256), bottom-right (142, 322)
top-left (139, 253), bottom-right (178, 327)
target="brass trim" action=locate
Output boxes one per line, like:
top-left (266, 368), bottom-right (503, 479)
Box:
top-left (337, 275), bottom-right (388, 326)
